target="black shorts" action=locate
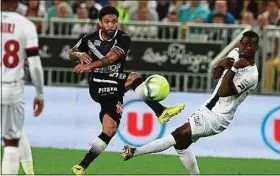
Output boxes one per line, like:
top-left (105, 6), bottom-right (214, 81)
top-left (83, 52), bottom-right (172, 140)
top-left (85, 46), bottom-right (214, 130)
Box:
top-left (89, 72), bottom-right (130, 125)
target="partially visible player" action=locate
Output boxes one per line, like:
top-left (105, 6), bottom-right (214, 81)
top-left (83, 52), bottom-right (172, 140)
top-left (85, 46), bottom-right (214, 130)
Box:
top-left (69, 5), bottom-right (184, 175)
top-left (121, 31), bottom-right (259, 175)
top-left (1, 0), bottom-right (44, 174)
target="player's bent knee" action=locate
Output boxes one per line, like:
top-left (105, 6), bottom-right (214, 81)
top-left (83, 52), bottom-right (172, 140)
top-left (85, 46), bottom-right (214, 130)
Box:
top-left (127, 72), bottom-right (143, 90)
top-left (171, 122), bottom-right (192, 148)
top-left (102, 124), bottom-right (118, 137)
top-left (129, 72), bottom-right (141, 80)
top-left (102, 113), bottom-right (118, 135)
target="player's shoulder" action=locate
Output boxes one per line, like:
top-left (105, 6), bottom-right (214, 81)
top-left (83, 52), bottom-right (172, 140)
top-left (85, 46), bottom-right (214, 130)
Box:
top-left (11, 13), bottom-right (35, 27)
top-left (83, 30), bottom-right (99, 41)
top-left (116, 29), bottom-right (131, 40)
top-left (227, 48), bottom-right (239, 57)
top-left (227, 48), bottom-right (239, 53)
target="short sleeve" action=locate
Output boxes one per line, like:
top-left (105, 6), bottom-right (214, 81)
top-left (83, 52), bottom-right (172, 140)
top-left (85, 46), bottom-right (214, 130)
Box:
top-left (72, 35), bottom-right (88, 52)
top-left (112, 33), bottom-right (131, 54)
top-left (226, 48), bottom-right (239, 61)
top-left (232, 73), bottom-right (256, 94)
top-left (25, 21), bottom-right (39, 50)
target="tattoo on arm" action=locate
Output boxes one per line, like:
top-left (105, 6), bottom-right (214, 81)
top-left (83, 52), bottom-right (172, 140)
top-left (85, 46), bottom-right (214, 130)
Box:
top-left (101, 56), bottom-right (113, 65)
top-left (88, 48), bottom-right (124, 68)
top-left (100, 49), bottom-right (123, 66)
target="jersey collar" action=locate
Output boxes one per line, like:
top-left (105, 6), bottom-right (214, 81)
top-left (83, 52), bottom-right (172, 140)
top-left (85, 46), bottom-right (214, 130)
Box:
top-left (99, 29), bottom-right (118, 42)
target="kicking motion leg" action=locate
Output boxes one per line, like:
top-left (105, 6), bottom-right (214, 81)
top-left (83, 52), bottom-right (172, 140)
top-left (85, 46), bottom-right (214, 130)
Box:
top-left (125, 72), bottom-right (185, 124)
top-left (121, 122), bottom-right (199, 175)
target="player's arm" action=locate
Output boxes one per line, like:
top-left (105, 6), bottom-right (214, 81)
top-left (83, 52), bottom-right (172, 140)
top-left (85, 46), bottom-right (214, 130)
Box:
top-left (213, 57), bottom-right (234, 79)
top-left (25, 21), bottom-right (44, 116)
top-left (84, 48), bottom-right (123, 69)
top-left (73, 33), bottom-right (131, 72)
top-left (218, 59), bottom-right (251, 97)
top-left (25, 23), bottom-right (44, 99)
top-left (69, 35), bottom-right (91, 63)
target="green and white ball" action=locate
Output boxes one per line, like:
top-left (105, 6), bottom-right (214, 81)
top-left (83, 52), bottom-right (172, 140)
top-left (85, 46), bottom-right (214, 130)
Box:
top-left (143, 74), bottom-right (170, 101)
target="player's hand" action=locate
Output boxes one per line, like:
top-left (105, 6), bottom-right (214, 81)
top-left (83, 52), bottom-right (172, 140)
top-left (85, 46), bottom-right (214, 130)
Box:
top-left (73, 63), bottom-right (92, 73)
top-left (219, 57), bottom-right (235, 69)
top-left (75, 52), bottom-right (92, 64)
top-left (33, 97), bottom-right (44, 117)
top-left (233, 59), bottom-right (250, 69)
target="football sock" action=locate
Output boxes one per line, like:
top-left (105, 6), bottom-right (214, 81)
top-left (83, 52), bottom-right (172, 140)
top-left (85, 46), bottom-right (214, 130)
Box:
top-left (2, 146), bottom-right (20, 174)
top-left (176, 148), bottom-right (200, 175)
top-left (19, 134), bottom-right (34, 174)
top-left (79, 133), bottom-right (111, 168)
top-left (134, 134), bottom-right (176, 156)
top-left (133, 77), bottom-right (165, 116)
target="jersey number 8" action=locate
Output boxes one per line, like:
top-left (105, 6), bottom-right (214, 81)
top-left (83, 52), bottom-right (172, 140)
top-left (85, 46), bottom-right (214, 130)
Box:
top-left (2, 40), bottom-right (19, 68)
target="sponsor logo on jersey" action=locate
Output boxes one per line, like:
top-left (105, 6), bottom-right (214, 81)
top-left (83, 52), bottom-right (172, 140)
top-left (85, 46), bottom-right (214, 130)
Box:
top-left (98, 87), bottom-right (118, 94)
top-left (94, 40), bottom-right (101, 46)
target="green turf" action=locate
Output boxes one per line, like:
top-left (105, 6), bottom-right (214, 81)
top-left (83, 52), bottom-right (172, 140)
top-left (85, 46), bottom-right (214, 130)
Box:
top-left (17, 147), bottom-right (280, 175)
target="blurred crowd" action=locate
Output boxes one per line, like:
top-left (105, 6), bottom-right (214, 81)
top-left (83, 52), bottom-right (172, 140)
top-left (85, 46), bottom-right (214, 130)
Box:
top-left (17, 0), bottom-right (280, 90)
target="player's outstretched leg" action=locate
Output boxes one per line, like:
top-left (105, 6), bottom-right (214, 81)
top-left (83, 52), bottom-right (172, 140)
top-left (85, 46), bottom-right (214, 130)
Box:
top-left (121, 122), bottom-right (192, 160)
top-left (19, 133), bottom-right (35, 175)
top-left (121, 122), bottom-right (198, 174)
top-left (72, 114), bottom-right (118, 175)
top-left (125, 72), bottom-right (185, 124)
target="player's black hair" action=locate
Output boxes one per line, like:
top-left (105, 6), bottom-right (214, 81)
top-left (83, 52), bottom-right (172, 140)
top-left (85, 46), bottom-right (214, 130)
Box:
top-left (242, 30), bottom-right (259, 45)
top-left (98, 6), bottom-right (119, 21)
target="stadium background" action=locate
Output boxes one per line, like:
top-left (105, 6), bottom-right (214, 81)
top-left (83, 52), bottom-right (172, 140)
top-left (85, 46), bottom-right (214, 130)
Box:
top-left (12, 0), bottom-right (280, 174)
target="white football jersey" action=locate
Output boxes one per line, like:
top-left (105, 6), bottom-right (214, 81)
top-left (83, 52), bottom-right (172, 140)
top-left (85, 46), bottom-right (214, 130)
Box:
top-left (1, 11), bottom-right (39, 104)
top-left (203, 48), bottom-right (259, 120)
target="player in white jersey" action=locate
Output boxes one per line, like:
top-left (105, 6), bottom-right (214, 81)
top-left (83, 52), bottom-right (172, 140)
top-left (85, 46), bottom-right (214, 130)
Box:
top-left (1, 0), bottom-right (44, 174)
top-left (121, 31), bottom-right (259, 175)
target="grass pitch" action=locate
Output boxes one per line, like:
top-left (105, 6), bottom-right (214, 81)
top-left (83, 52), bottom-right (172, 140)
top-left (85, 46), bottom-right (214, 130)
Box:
top-left (15, 147), bottom-right (280, 175)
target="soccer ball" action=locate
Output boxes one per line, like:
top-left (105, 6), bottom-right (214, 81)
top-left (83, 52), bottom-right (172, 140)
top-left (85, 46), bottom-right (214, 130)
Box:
top-left (143, 74), bottom-right (170, 101)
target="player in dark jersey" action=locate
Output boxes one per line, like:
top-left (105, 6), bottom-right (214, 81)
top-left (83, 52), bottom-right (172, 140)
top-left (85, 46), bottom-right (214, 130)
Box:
top-left (69, 6), bottom-right (185, 174)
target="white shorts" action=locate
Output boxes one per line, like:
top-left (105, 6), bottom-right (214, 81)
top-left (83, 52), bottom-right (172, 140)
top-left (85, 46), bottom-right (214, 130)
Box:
top-left (189, 106), bottom-right (231, 142)
top-left (1, 101), bottom-right (24, 139)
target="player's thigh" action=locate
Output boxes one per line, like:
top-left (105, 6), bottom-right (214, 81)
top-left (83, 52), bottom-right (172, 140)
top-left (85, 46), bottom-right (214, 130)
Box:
top-left (188, 108), bottom-right (215, 142)
top-left (99, 97), bottom-right (123, 127)
top-left (1, 101), bottom-right (24, 140)
top-left (102, 113), bottom-right (118, 137)
top-left (126, 72), bottom-right (141, 82)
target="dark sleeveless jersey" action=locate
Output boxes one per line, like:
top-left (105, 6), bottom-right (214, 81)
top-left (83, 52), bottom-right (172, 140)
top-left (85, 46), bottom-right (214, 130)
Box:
top-left (73, 29), bottom-right (131, 75)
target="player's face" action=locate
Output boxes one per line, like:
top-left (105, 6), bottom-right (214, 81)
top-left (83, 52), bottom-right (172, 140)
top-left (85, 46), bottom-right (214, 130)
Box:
top-left (239, 36), bottom-right (258, 59)
top-left (100, 14), bottom-right (118, 37)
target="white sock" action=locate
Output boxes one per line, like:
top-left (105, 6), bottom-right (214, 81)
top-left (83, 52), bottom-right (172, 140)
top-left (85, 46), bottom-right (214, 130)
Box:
top-left (176, 148), bottom-right (200, 175)
top-left (134, 134), bottom-right (176, 156)
top-left (89, 137), bottom-right (108, 154)
top-left (2, 146), bottom-right (20, 174)
top-left (19, 134), bottom-right (34, 174)
top-left (134, 81), bottom-right (148, 101)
